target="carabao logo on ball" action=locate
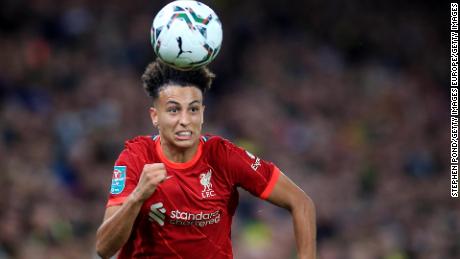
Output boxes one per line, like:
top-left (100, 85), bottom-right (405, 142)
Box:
top-left (151, 0), bottom-right (223, 70)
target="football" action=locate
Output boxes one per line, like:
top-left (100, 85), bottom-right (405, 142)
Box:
top-left (151, 0), bottom-right (223, 70)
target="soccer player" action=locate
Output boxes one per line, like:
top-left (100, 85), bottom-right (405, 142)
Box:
top-left (96, 60), bottom-right (316, 259)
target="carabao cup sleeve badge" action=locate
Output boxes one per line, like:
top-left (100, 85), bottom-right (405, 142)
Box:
top-left (111, 166), bottom-right (127, 194)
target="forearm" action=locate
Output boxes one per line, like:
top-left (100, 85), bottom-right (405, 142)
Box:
top-left (292, 195), bottom-right (316, 259)
top-left (96, 194), bottom-right (144, 258)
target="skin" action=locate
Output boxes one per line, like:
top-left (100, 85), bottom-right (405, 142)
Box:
top-left (96, 85), bottom-right (316, 259)
top-left (267, 172), bottom-right (316, 259)
top-left (150, 85), bottom-right (205, 163)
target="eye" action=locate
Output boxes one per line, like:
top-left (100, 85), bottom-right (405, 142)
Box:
top-left (167, 107), bottom-right (178, 113)
top-left (190, 106), bottom-right (200, 112)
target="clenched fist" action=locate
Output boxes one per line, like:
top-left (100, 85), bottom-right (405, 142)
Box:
top-left (132, 163), bottom-right (168, 202)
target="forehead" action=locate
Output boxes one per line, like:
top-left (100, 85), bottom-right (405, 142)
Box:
top-left (157, 85), bottom-right (203, 105)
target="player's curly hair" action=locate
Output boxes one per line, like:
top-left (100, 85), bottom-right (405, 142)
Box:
top-left (141, 58), bottom-right (215, 100)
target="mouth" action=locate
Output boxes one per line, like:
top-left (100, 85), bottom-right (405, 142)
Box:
top-left (175, 130), bottom-right (193, 140)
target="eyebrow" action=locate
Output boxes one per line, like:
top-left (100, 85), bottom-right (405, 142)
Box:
top-left (165, 100), bottom-right (201, 106)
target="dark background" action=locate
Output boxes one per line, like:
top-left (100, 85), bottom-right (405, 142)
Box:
top-left (0, 0), bottom-right (455, 258)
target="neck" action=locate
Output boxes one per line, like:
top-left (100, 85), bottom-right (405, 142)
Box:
top-left (160, 141), bottom-right (199, 163)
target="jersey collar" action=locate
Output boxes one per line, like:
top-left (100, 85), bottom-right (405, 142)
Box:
top-left (154, 136), bottom-right (203, 170)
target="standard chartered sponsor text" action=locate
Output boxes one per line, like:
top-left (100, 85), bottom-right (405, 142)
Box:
top-left (148, 204), bottom-right (222, 228)
top-left (170, 209), bottom-right (221, 227)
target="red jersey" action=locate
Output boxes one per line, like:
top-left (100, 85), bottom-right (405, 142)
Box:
top-left (106, 135), bottom-right (280, 259)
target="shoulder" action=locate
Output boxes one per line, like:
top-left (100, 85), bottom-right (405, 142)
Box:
top-left (201, 134), bottom-right (233, 149)
top-left (201, 134), bottom-right (242, 158)
top-left (122, 135), bottom-right (156, 155)
top-left (114, 135), bottom-right (155, 168)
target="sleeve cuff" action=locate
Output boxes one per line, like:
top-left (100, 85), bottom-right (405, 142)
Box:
top-left (106, 196), bottom-right (127, 207)
top-left (260, 166), bottom-right (281, 200)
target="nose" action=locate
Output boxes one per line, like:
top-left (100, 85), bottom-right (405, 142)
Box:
top-left (179, 110), bottom-right (191, 127)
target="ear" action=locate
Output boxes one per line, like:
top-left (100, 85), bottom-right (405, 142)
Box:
top-left (149, 107), bottom-right (159, 128)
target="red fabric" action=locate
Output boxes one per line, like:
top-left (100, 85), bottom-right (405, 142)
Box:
top-left (106, 135), bottom-right (280, 259)
top-left (260, 167), bottom-right (281, 200)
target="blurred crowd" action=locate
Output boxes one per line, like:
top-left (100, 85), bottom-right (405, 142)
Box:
top-left (0, 0), bottom-right (455, 258)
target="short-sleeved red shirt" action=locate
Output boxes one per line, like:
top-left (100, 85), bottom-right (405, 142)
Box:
top-left (106, 135), bottom-right (280, 259)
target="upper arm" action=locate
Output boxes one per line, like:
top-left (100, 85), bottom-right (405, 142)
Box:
top-left (106, 149), bottom-right (142, 207)
top-left (221, 140), bottom-right (279, 198)
top-left (266, 172), bottom-right (310, 210)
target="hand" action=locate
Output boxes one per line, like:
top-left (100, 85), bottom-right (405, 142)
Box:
top-left (132, 163), bottom-right (167, 202)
